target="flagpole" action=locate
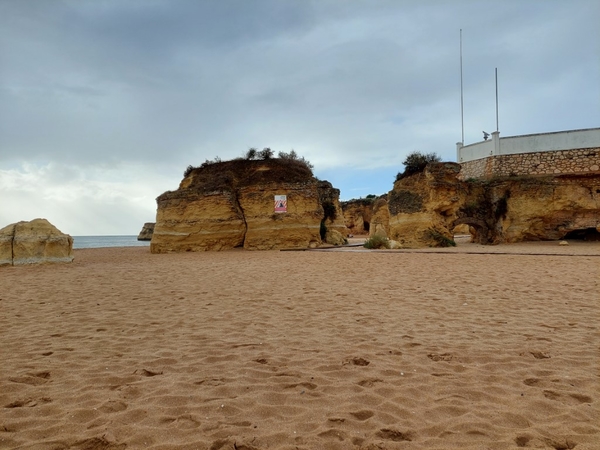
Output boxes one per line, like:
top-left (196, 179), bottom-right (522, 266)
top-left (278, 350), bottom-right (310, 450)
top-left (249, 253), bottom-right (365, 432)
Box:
top-left (495, 67), bottom-right (499, 132)
top-left (460, 29), bottom-right (464, 144)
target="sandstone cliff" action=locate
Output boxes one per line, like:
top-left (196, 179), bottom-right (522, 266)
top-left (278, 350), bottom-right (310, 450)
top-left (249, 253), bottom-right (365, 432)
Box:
top-left (375, 163), bottom-right (600, 247)
top-left (317, 182), bottom-right (347, 238)
top-left (137, 222), bottom-right (155, 241)
top-left (457, 174), bottom-right (600, 244)
top-left (341, 198), bottom-right (376, 235)
top-left (0, 218), bottom-right (74, 266)
top-left (151, 158), bottom-right (347, 252)
top-left (385, 162), bottom-right (465, 247)
top-left (369, 197), bottom-right (391, 238)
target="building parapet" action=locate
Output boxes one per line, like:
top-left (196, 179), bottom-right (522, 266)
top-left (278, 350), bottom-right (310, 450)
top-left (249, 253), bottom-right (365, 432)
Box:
top-left (457, 127), bottom-right (600, 163)
top-left (457, 128), bottom-right (600, 179)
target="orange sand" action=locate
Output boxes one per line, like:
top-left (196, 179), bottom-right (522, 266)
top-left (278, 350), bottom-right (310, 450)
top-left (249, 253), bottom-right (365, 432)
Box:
top-left (1, 243), bottom-right (599, 449)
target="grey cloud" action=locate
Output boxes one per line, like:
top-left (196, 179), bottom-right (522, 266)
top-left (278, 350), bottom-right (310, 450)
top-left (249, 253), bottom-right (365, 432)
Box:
top-left (0, 0), bottom-right (598, 233)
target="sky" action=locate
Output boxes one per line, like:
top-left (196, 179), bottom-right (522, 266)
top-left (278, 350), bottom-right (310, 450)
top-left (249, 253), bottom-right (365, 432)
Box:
top-left (1, 0), bottom-right (599, 235)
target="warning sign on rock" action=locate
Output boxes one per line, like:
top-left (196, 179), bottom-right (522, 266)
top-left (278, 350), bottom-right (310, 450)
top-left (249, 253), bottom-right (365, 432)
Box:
top-left (274, 195), bottom-right (287, 213)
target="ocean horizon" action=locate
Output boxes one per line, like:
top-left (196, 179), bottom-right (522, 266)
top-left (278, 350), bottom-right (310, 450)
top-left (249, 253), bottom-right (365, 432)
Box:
top-left (73, 235), bottom-right (151, 249)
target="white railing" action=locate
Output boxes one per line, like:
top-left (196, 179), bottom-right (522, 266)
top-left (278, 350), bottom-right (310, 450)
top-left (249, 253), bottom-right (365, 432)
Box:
top-left (457, 128), bottom-right (600, 163)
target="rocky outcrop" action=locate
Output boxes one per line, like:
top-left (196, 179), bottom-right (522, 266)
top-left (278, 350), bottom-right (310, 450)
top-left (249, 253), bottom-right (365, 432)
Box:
top-left (376, 162), bottom-right (600, 247)
top-left (0, 226), bottom-right (11, 266)
top-left (341, 199), bottom-right (370, 235)
top-left (457, 174), bottom-right (600, 243)
top-left (385, 163), bottom-right (466, 247)
top-left (151, 158), bottom-right (348, 252)
top-left (341, 198), bottom-right (380, 235)
top-left (325, 229), bottom-right (347, 246)
top-left (0, 219), bottom-right (74, 266)
top-left (237, 182), bottom-right (322, 250)
top-left (318, 182), bottom-right (348, 239)
top-left (137, 222), bottom-right (155, 241)
top-left (369, 197), bottom-right (391, 238)
top-left (153, 189), bottom-right (246, 252)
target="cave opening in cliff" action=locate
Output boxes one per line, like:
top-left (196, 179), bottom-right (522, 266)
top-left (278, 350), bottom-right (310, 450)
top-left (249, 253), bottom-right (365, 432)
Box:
top-left (364, 221), bottom-right (370, 232)
top-left (563, 228), bottom-right (600, 241)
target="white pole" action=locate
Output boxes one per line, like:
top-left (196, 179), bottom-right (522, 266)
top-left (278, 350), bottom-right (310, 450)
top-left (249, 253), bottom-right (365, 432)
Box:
top-left (460, 29), bottom-right (464, 144)
top-left (495, 67), bottom-right (499, 132)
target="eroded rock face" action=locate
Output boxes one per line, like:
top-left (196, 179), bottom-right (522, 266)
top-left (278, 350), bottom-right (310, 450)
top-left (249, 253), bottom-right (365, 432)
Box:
top-left (137, 222), bottom-right (155, 241)
top-left (151, 159), bottom-right (347, 252)
top-left (459, 174), bottom-right (600, 243)
top-left (151, 190), bottom-right (245, 252)
top-left (0, 219), bottom-right (74, 266)
top-left (341, 198), bottom-right (379, 235)
top-left (325, 229), bottom-right (347, 246)
top-left (238, 183), bottom-right (322, 250)
top-left (0, 226), bottom-right (13, 266)
top-left (318, 182), bottom-right (347, 238)
top-left (377, 162), bottom-right (600, 247)
top-left (370, 197), bottom-right (390, 238)
top-left (386, 163), bottom-right (466, 247)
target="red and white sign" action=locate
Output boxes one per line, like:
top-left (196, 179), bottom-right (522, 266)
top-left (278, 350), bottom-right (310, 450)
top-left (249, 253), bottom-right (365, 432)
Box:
top-left (274, 195), bottom-right (287, 213)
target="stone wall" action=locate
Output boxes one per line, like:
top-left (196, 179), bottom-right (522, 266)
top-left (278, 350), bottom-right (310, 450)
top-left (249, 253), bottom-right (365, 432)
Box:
top-left (459, 147), bottom-right (600, 180)
top-left (460, 157), bottom-right (492, 179)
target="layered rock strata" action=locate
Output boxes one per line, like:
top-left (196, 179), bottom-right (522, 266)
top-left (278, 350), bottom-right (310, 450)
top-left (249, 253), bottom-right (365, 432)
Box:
top-left (151, 159), bottom-right (347, 252)
top-left (369, 197), bottom-right (391, 238)
top-left (374, 163), bottom-right (600, 247)
top-left (317, 182), bottom-right (347, 238)
top-left (137, 222), bottom-right (155, 241)
top-left (458, 174), bottom-right (600, 243)
top-left (341, 198), bottom-right (376, 235)
top-left (0, 218), bottom-right (74, 266)
top-left (385, 163), bottom-right (465, 247)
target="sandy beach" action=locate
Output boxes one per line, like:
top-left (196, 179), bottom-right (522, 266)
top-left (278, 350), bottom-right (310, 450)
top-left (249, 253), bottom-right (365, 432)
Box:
top-left (1, 242), bottom-right (599, 450)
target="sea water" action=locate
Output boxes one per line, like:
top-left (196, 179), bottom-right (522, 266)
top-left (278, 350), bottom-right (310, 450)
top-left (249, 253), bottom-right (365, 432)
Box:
top-left (73, 236), bottom-right (151, 249)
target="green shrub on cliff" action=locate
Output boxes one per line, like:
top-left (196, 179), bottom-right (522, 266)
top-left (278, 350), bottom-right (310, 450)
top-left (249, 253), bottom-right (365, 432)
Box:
top-left (245, 148), bottom-right (258, 160)
top-left (258, 147), bottom-right (274, 159)
top-left (184, 149), bottom-right (315, 181)
top-left (396, 151), bottom-right (441, 181)
top-left (278, 149), bottom-right (314, 170)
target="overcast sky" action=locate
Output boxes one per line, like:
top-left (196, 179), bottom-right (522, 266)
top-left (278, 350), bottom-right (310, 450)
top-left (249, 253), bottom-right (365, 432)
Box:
top-left (1, 0), bottom-right (598, 235)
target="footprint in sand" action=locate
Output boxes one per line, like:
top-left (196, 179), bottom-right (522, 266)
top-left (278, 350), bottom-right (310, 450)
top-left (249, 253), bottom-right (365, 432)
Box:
top-left (543, 390), bottom-right (592, 404)
top-left (9, 371), bottom-right (51, 386)
top-left (317, 429), bottom-right (346, 441)
top-left (344, 357), bottom-right (370, 366)
top-left (517, 435), bottom-right (578, 450)
top-left (350, 410), bottom-right (374, 421)
top-left (5, 398), bottom-right (46, 408)
top-left (376, 428), bottom-right (413, 442)
top-left (99, 400), bottom-right (128, 413)
top-left (523, 378), bottom-right (541, 386)
top-left (73, 437), bottom-right (126, 450)
top-left (515, 435), bottom-right (533, 447)
top-left (194, 378), bottom-right (226, 386)
top-left (161, 414), bottom-right (201, 429)
top-left (136, 369), bottom-right (163, 377)
top-left (358, 378), bottom-right (383, 387)
top-left (427, 353), bottom-right (454, 362)
top-left (328, 418), bottom-right (345, 424)
top-left (285, 382), bottom-right (318, 390)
